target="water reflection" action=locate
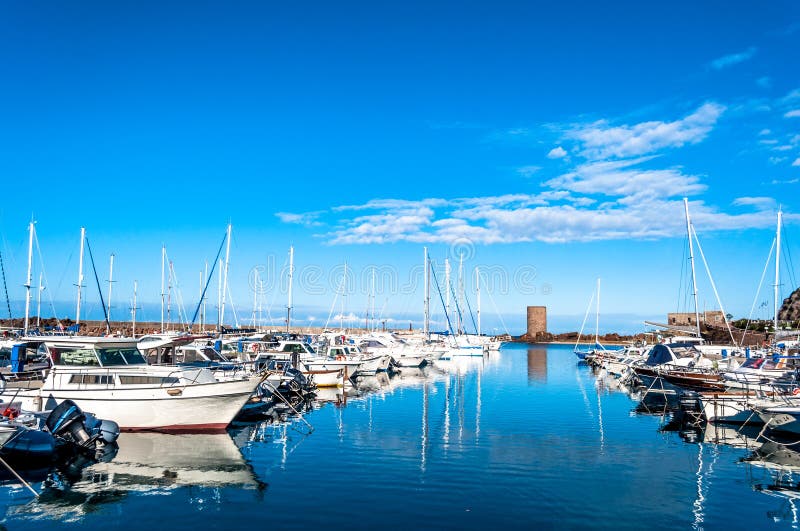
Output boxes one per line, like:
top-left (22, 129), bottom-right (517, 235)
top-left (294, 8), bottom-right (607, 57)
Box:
top-left (2, 431), bottom-right (266, 522)
top-left (1, 352), bottom-right (496, 526)
top-left (587, 357), bottom-right (800, 527)
top-left (526, 347), bottom-right (548, 383)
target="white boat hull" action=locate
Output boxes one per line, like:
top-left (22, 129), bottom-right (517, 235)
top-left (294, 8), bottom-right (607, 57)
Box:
top-left (7, 377), bottom-right (259, 432)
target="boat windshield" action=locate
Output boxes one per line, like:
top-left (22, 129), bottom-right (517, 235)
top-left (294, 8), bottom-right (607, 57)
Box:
top-left (97, 347), bottom-right (148, 366)
top-left (204, 347), bottom-right (229, 362)
top-left (54, 347), bottom-right (100, 366)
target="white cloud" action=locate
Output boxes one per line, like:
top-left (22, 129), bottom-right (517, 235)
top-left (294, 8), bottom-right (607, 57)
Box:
top-left (782, 89), bottom-right (800, 102)
top-left (785, 110), bottom-right (800, 118)
top-left (770, 156), bottom-right (788, 165)
top-left (333, 312), bottom-right (360, 322)
top-left (733, 196), bottom-right (776, 209)
top-left (567, 102), bottom-right (725, 160)
top-left (275, 212), bottom-right (323, 226)
top-left (710, 47), bottom-right (757, 70)
top-left (545, 157), bottom-right (706, 201)
top-left (794, 158), bottom-right (800, 167)
top-left (773, 145), bottom-right (794, 151)
top-left (759, 129), bottom-right (772, 136)
top-left (757, 76), bottom-right (772, 89)
top-left (276, 102), bottom-right (778, 245)
top-left (517, 165), bottom-right (541, 177)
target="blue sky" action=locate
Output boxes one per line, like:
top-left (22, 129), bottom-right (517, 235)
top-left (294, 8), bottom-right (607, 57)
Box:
top-left (0, 1), bottom-right (799, 334)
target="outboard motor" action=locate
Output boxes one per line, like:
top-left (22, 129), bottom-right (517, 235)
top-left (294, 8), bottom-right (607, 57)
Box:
top-left (84, 411), bottom-right (120, 444)
top-left (45, 400), bottom-right (98, 448)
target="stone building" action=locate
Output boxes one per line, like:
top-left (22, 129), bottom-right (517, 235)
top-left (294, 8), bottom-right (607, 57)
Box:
top-left (527, 306), bottom-right (547, 338)
top-left (667, 310), bottom-right (725, 327)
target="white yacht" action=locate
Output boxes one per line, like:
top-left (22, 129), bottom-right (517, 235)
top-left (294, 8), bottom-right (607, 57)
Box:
top-left (0, 336), bottom-right (260, 432)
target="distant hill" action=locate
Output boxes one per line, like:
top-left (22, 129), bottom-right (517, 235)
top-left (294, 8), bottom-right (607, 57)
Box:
top-left (780, 286), bottom-right (800, 322)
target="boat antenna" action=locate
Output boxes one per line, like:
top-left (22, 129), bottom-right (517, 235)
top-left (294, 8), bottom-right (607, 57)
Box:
top-left (85, 235), bottom-right (111, 333)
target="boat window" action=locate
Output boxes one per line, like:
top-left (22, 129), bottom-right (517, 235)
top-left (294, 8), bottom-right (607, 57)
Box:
top-left (763, 359), bottom-right (778, 370)
top-left (282, 343), bottom-right (306, 354)
top-left (57, 348), bottom-right (100, 366)
top-left (179, 348), bottom-right (201, 363)
top-left (119, 375), bottom-right (180, 385)
top-left (97, 348), bottom-right (147, 366)
top-left (69, 374), bottom-right (114, 385)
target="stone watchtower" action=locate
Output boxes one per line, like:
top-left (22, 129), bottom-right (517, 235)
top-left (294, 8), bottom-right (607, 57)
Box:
top-left (527, 306), bottom-right (547, 339)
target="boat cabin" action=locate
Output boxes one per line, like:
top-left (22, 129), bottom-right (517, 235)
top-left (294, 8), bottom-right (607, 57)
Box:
top-left (41, 338), bottom-right (148, 367)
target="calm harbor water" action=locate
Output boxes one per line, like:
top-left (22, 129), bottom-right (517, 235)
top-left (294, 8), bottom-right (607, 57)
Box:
top-left (2, 343), bottom-right (799, 530)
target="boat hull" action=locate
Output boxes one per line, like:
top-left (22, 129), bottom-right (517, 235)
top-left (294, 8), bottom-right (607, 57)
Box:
top-left (9, 378), bottom-right (259, 433)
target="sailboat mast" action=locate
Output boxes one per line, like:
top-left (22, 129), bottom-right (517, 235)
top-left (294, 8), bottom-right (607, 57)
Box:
top-left (287, 245), bottom-right (294, 333)
top-left (167, 261), bottom-right (173, 331)
top-left (132, 280), bottom-right (138, 338)
top-left (76, 227), bottom-right (86, 326)
top-left (252, 267), bottom-right (259, 328)
top-left (217, 257), bottom-right (223, 332)
top-left (23, 221), bottom-right (34, 335)
top-left (684, 198), bottom-right (701, 337)
top-left (341, 261), bottom-right (347, 332)
top-left (595, 278), bottom-right (600, 346)
top-left (160, 245), bottom-right (166, 333)
top-left (202, 261), bottom-right (208, 331)
top-left (775, 209), bottom-right (782, 338)
top-left (371, 267), bottom-right (376, 333)
top-left (458, 253), bottom-right (464, 335)
top-left (36, 272), bottom-right (43, 328)
top-left (107, 253), bottom-right (115, 328)
top-left (476, 267), bottom-right (481, 337)
top-left (423, 247), bottom-right (430, 338)
top-left (445, 258), bottom-right (451, 324)
top-left (220, 223), bottom-right (232, 329)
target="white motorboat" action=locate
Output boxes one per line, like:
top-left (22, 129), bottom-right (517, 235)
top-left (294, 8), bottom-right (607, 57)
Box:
top-left (0, 336), bottom-right (260, 432)
top-left (325, 344), bottom-right (391, 374)
top-left (302, 367), bottom-right (344, 388)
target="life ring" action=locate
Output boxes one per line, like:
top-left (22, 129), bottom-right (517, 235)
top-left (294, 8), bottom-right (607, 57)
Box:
top-left (250, 343), bottom-right (259, 353)
top-left (793, 388), bottom-right (800, 396)
top-left (336, 355), bottom-right (345, 361)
